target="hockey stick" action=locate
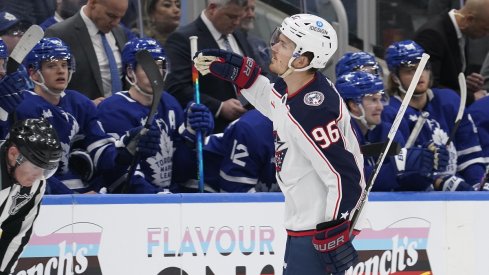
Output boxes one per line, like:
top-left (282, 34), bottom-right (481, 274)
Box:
top-left (445, 73), bottom-right (467, 146)
top-left (404, 111), bottom-right (429, 149)
top-left (6, 25), bottom-right (44, 74)
top-left (349, 53), bottom-right (430, 235)
top-left (190, 36), bottom-right (205, 193)
top-left (119, 50), bottom-right (164, 194)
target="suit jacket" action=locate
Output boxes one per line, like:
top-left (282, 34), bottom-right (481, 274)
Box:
top-left (413, 13), bottom-right (474, 104)
top-left (165, 16), bottom-right (256, 133)
top-left (45, 12), bottom-right (128, 99)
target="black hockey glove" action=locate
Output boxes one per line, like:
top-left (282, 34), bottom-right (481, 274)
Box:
top-left (193, 49), bottom-right (261, 89)
top-left (116, 125), bottom-right (161, 165)
top-left (312, 219), bottom-right (358, 274)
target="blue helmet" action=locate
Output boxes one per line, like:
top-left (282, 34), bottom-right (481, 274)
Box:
top-left (385, 40), bottom-right (424, 73)
top-left (0, 39), bottom-right (7, 59)
top-left (122, 37), bottom-right (166, 73)
top-left (24, 37), bottom-right (74, 72)
top-left (335, 71), bottom-right (384, 101)
top-left (335, 51), bottom-right (382, 78)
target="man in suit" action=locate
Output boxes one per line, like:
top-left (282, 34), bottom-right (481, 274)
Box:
top-left (413, 0), bottom-right (489, 106)
top-left (165, 0), bottom-right (255, 133)
top-left (45, 0), bottom-right (130, 103)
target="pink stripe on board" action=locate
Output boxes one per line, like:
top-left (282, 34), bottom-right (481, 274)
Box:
top-left (357, 227), bottom-right (430, 239)
top-left (28, 232), bottom-right (102, 245)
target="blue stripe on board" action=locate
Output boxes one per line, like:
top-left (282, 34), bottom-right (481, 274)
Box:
top-left (41, 191), bottom-right (489, 205)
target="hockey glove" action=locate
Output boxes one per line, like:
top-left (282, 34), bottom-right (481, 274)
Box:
top-left (0, 71), bottom-right (27, 113)
top-left (428, 143), bottom-right (449, 172)
top-left (436, 175), bottom-right (474, 191)
top-left (193, 49), bottom-right (261, 89)
top-left (179, 102), bottom-right (214, 143)
top-left (116, 125), bottom-right (161, 165)
top-left (68, 149), bottom-right (94, 182)
top-left (312, 219), bottom-right (358, 274)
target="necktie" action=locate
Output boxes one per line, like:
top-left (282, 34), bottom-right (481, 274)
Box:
top-left (221, 34), bottom-right (249, 106)
top-left (99, 32), bottom-right (122, 94)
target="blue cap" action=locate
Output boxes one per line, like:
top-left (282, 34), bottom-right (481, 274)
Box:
top-left (0, 11), bottom-right (20, 33)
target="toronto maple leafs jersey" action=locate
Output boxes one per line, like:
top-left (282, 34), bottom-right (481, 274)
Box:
top-left (468, 96), bottom-right (489, 165)
top-left (14, 90), bottom-right (119, 194)
top-left (96, 91), bottom-right (195, 193)
top-left (384, 88), bottom-right (485, 185)
top-left (241, 73), bottom-right (365, 233)
top-left (0, 142), bottom-right (45, 273)
top-left (204, 109), bottom-right (276, 192)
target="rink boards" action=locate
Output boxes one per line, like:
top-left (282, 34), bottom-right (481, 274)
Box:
top-left (11, 192), bottom-right (489, 275)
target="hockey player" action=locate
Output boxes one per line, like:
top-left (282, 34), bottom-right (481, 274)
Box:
top-left (336, 71), bottom-right (449, 191)
top-left (203, 109), bottom-right (277, 193)
top-left (96, 37), bottom-right (214, 193)
top-left (335, 51), bottom-right (383, 78)
top-left (194, 14), bottom-right (362, 274)
top-left (0, 118), bottom-right (62, 274)
top-left (384, 40), bottom-right (486, 191)
top-left (11, 37), bottom-right (160, 194)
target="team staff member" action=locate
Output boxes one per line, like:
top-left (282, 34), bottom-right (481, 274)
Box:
top-left (194, 14), bottom-right (364, 274)
top-left (0, 118), bottom-right (62, 274)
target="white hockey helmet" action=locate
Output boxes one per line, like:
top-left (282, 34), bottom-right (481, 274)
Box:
top-left (272, 14), bottom-right (338, 71)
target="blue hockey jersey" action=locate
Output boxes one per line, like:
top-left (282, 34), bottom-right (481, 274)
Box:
top-left (97, 91), bottom-right (195, 193)
top-left (204, 109), bottom-right (276, 192)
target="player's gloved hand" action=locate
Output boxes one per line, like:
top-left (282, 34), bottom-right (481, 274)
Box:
top-left (68, 149), bottom-right (94, 182)
top-left (395, 147), bottom-right (434, 177)
top-left (116, 125), bottom-right (160, 165)
top-left (193, 49), bottom-right (261, 89)
top-left (179, 102), bottom-right (214, 142)
top-left (427, 143), bottom-right (449, 172)
top-left (435, 175), bottom-right (474, 191)
top-left (312, 219), bottom-right (358, 274)
top-left (0, 71), bottom-right (27, 114)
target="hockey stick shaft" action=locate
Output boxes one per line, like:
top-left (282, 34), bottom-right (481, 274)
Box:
top-left (190, 36), bottom-right (205, 193)
top-left (404, 111), bottom-right (429, 149)
top-left (445, 73), bottom-right (467, 146)
top-left (6, 25), bottom-right (44, 74)
top-left (350, 53), bottom-right (430, 235)
top-left (120, 50), bottom-right (165, 193)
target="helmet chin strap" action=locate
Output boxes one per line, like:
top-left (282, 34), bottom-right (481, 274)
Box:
top-left (126, 70), bottom-right (153, 99)
top-left (393, 74), bottom-right (424, 98)
top-left (279, 56), bottom-right (314, 78)
top-left (30, 70), bottom-right (72, 96)
top-left (350, 104), bottom-right (376, 131)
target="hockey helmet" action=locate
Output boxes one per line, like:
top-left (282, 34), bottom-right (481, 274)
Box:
top-left (270, 14), bottom-right (337, 70)
top-left (24, 37), bottom-right (75, 72)
top-left (336, 71), bottom-right (385, 103)
top-left (122, 37), bottom-right (166, 73)
top-left (385, 40), bottom-right (424, 73)
top-left (8, 118), bottom-right (62, 173)
top-left (336, 51), bottom-right (383, 78)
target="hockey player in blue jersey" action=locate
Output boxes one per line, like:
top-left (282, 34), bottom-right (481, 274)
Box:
top-left (194, 13), bottom-right (363, 275)
top-left (336, 71), bottom-right (449, 191)
top-left (384, 40), bottom-right (486, 191)
top-left (203, 109), bottom-right (277, 193)
top-left (11, 37), bottom-right (160, 194)
top-left (96, 37), bottom-right (214, 193)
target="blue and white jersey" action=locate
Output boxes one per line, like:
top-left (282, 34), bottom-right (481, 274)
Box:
top-left (97, 91), bottom-right (194, 193)
top-left (14, 90), bottom-right (117, 194)
top-left (467, 96), bottom-right (489, 166)
top-left (241, 73), bottom-right (365, 232)
top-left (384, 88), bottom-right (485, 185)
top-left (204, 109), bottom-right (275, 193)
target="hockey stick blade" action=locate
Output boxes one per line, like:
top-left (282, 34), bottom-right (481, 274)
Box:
top-left (350, 53), bottom-right (430, 235)
top-left (445, 73), bottom-right (467, 146)
top-left (6, 25), bottom-right (44, 74)
top-left (119, 50), bottom-right (164, 194)
top-left (361, 141), bottom-right (400, 157)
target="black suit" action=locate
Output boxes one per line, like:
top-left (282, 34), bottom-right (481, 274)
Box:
top-left (45, 12), bottom-right (128, 100)
top-left (413, 13), bottom-right (474, 104)
top-left (165, 16), bottom-right (255, 133)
